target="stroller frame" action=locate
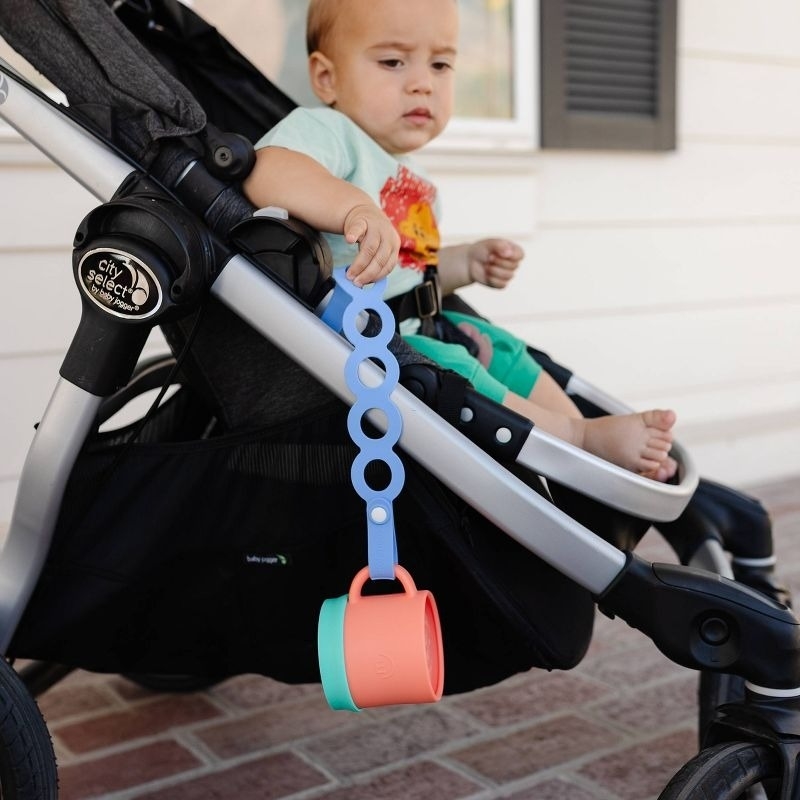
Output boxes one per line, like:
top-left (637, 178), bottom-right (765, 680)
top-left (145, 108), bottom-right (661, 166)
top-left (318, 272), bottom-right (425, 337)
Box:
top-left (2, 32), bottom-right (800, 797)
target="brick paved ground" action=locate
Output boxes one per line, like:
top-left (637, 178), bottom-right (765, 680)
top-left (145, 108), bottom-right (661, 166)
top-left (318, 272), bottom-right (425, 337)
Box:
top-left (19, 474), bottom-right (800, 799)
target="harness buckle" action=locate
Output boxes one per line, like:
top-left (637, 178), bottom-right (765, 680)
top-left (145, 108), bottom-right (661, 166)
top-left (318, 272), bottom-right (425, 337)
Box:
top-left (414, 279), bottom-right (440, 319)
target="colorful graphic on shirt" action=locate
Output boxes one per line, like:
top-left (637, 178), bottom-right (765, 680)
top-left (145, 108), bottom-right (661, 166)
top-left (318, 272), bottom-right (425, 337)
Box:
top-left (379, 165), bottom-right (440, 272)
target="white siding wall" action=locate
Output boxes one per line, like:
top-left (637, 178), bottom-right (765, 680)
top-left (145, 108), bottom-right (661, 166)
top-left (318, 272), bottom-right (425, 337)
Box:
top-left (1, 1), bottom-right (799, 523)
top-left (423, 0), bottom-right (800, 489)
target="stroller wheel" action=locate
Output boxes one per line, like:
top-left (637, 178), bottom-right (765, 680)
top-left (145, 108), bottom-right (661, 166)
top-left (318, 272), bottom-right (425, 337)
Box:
top-left (698, 671), bottom-right (746, 746)
top-left (658, 741), bottom-right (780, 799)
top-left (0, 659), bottom-right (57, 799)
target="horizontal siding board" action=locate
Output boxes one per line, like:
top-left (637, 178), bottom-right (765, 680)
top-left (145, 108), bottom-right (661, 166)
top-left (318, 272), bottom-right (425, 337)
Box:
top-left (452, 222), bottom-right (800, 320)
top-left (0, 167), bottom-right (95, 249)
top-left (0, 251), bottom-right (80, 355)
top-left (680, 58), bottom-right (800, 140)
top-left (432, 171), bottom-right (538, 237)
top-left (680, 0), bottom-right (800, 60)
top-left (629, 378), bottom-right (800, 432)
top-left (536, 142), bottom-right (800, 222)
top-left (683, 424), bottom-right (800, 489)
top-left (502, 304), bottom-right (800, 404)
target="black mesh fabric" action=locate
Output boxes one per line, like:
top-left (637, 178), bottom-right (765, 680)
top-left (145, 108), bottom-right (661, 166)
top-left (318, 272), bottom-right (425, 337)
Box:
top-left (9, 395), bottom-right (595, 691)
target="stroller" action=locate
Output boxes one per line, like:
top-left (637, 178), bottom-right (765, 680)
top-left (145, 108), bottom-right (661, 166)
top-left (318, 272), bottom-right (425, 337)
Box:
top-left (0, 1), bottom-right (798, 797)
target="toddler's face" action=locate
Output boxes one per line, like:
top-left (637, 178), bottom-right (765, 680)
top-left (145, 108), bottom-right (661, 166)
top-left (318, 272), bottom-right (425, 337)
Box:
top-left (311, 0), bottom-right (458, 154)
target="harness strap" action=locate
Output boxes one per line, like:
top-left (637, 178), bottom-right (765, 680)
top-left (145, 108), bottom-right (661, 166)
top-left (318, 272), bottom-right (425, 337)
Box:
top-left (386, 268), bottom-right (441, 337)
top-left (386, 268), bottom-right (482, 359)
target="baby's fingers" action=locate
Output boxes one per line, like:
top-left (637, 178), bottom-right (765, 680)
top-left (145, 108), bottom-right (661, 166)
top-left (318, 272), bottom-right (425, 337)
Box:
top-left (344, 217), bottom-right (368, 248)
top-left (485, 261), bottom-right (518, 288)
top-left (347, 230), bottom-right (398, 286)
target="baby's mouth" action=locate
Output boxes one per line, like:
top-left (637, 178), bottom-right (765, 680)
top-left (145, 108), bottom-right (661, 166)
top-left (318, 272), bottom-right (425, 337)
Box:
top-left (404, 108), bottom-right (433, 124)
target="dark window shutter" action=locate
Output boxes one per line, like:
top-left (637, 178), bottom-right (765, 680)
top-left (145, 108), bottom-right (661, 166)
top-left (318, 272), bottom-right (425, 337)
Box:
top-left (540, 0), bottom-right (677, 150)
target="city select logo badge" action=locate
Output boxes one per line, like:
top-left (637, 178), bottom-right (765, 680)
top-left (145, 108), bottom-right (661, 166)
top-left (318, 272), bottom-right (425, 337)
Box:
top-left (77, 249), bottom-right (162, 319)
top-left (0, 74), bottom-right (9, 105)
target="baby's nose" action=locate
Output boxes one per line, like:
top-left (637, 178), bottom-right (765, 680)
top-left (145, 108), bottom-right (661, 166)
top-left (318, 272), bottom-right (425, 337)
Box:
top-left (407, 67), bottom-right (433, 93)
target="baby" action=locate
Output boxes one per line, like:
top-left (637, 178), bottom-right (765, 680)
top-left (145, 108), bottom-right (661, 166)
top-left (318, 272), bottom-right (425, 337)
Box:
top-left (243, 0), bottom-right (677, 480)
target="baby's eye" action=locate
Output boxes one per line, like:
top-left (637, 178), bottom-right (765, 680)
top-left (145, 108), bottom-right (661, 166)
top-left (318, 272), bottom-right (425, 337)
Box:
top-left (379, 58), bottom-right (403, 69)
top-left (432, 61), bottom-right (454, 72)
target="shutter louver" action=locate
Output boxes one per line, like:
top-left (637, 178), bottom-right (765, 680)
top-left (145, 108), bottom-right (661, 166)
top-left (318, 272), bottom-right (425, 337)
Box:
top-left (565, 0), bottom-right (659, 117)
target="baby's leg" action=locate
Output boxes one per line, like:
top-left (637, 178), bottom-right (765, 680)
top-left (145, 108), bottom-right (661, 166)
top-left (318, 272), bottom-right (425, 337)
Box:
top-left (528, 370), bottom-right (582, 419)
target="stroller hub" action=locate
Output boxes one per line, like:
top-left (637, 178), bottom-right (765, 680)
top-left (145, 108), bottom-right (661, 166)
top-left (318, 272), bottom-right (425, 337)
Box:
top-left (64, 179), bottom-right (219, 396)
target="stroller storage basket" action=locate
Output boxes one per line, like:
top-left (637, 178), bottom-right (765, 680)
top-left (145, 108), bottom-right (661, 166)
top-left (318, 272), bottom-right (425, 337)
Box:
top-left (9, 390), bottom-right (595, 693)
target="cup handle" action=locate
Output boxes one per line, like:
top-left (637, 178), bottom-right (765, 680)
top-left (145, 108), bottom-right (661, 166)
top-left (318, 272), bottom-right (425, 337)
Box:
top-left (348, 564), bottom-right (417, 604)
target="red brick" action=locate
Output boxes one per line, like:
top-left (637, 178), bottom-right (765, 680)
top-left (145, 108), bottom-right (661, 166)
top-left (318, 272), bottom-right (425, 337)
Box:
top-left (195, 695), bottom-right (352, 759)
top-left (135, 752), bottom-right (328, 800)
top-left (111, 675), bottom-right (219, 701)
top-left (38, 683), bottom-right (115, 723)
top-left (58, 740), bottom-right (201, 799)
top-left (592, 673), bottom-right (698, 733)
top-left (504, 778), bottom-right (605, 799)
top-left (310, 760), bottom-right (482, 800)
top-left (449, 714), bottom-right (620, 782)
top-left (304, 707), bottom-right (481, 777)
top-left (582, 640), bottom-right (686, 688)
top-left (451, 670), bottom-right (606, 727)
top-left (584, 612), bottom-right (642, 658)
top-left (210, 674), bottom-right (318, 711)
top-left (55, 695), bottom-right (222, 753)
top-left (579, 728), bottom-right (697, 800)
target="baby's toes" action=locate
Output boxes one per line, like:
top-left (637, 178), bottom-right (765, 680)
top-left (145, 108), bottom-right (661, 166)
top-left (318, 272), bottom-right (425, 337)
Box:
top-left (642, 408), bottom-right (677, 433)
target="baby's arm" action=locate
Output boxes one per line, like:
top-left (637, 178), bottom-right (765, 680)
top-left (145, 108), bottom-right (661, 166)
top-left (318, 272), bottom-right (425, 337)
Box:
top-left (243, 146), bottom-right (400, 286)
top-left (437, 238), bottom-right (524, 295)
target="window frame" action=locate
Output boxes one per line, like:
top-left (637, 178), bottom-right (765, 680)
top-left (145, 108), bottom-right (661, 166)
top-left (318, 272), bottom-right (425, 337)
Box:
top-left (424, 0), bottom-right (539, 154)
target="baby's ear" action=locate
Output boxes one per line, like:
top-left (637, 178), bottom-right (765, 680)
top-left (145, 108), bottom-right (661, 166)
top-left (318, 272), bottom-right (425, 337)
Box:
top-left (309, 51), bottom-right (337, 105)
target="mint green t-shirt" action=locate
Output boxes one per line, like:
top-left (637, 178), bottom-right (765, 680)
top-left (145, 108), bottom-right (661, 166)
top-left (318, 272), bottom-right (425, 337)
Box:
top-left (255, 106), bottom-right (441, 302)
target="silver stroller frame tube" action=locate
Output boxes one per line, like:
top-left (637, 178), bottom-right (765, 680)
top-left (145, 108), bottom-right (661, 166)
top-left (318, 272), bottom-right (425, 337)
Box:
top-left (0, 64), bottom-right (135, 650)
top-left (212, 257), bottom-right (630, 592)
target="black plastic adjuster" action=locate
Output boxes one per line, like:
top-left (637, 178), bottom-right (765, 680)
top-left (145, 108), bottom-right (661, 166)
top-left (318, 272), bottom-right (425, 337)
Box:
top-left (414, 279), bottom-right (440, 319)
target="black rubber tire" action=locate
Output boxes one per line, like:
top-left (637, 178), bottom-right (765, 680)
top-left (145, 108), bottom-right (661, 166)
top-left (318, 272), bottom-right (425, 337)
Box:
top-left (698, 671), bottom-right (746, 745)
top-left (0, 659), bottom-right (58, 799)
top-left (658, 741), bottom-right (781, 800)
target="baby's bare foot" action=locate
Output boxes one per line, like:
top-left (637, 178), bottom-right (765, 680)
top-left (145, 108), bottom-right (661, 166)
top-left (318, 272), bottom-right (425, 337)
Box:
top-left (642, 455), bottom-right (678, 482)
top-left (457, 321), bottom-right (493, 369)
top-left (578, 409), bottom-right (676, 479)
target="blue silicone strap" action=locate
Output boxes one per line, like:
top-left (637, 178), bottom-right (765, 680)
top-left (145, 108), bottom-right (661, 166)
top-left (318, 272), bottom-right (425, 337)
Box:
top-left (322, 268), bottom-right (403, 580)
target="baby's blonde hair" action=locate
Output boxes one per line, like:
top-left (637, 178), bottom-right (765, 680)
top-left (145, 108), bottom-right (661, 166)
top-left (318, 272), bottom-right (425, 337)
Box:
top-left (306, 0), bottom-right (458, 55)
top-left (306, 0), bottom-right (340, 55)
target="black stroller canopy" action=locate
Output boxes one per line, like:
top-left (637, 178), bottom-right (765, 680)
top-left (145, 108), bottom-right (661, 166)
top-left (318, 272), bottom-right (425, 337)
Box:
top-left (0, 0), bottom-right (297, 167)
top-left (0, 0), bottom-right (204, 165)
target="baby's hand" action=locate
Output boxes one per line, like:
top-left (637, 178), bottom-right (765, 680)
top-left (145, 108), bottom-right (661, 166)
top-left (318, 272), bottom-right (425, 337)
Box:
top-left (468, 238), bottom-right (524, 289)
top-left (343, 204), bottom-right (400, 287)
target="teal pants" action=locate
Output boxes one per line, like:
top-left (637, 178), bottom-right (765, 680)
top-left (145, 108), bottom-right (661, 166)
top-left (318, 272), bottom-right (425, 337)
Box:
top-left (404, 310), bottom-right (542, 404)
